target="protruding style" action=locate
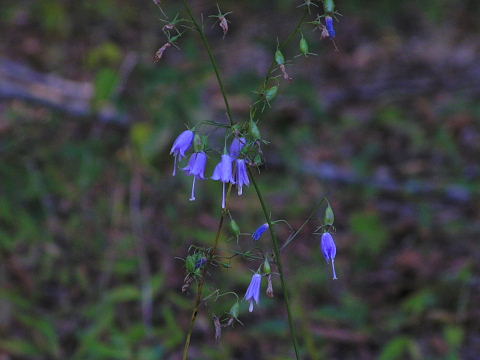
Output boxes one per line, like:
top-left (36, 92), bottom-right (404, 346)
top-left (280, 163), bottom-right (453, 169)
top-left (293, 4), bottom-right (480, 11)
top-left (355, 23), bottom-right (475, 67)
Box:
top-left (183, 151), bottom-right (207, 201)
top-left (211, 153), bottom-right (235, 208)
top-left (321, 232), bottom-right (338, 279)
top-left (170, 130), bottom-right (194, 176)
top-left (244, 273), bottom-right (262, 312)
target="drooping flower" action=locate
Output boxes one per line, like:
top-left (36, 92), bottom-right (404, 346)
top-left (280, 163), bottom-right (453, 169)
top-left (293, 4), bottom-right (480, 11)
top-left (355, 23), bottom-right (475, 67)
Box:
top-left (211, 153), bottom-right (235, 208)
top-left (170, 130), bottom-right (194, 176)
top-left (219, 16), bottom-right (228, 38)
top-left (321, 232), bottom-right (338, 280)
top-left (244, 273), bottom-right (262, 312)
top-left (229, 137), bottom-right (246, 159)
top-left (234, 159), bottom-right (250, 195)
top-left (252, 223), bottom-right (269, 241)
top-left (325, 16), bottom-right (336, 38)
top-left (183, 151), bottom-right (207, 201)
top-left (154, 42), bottom-right (172, 62)
top-left (266, 274), bottom-right (274, 298)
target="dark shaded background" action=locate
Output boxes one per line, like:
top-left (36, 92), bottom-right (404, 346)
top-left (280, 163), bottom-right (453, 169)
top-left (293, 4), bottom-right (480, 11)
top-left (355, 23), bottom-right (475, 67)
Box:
top-left (1, 0), bottom-right (480, 359)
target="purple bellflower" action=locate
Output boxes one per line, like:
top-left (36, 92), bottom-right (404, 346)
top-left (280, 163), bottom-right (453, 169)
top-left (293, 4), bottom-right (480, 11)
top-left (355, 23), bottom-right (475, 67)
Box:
top-left (321, 232), bottom-right (338, 280)
top-left (229, 137), bottom-right (246, 159)
top-left (234, 159), bottom-right (250, 195)
top-left (252, 223), bottom-right (269, 241)
top-left (244, 273), bottom-right (262, 312)
top-left (325, 16), bottom-right (336, 38)
top-left (170, 130), bottom-right (194, 176)
top-left (211, 153), bottom-right (235, 208)
top-left (183, 151), bottom-right (207, 201)
top-left (195, 257), bottom-right (207, 270)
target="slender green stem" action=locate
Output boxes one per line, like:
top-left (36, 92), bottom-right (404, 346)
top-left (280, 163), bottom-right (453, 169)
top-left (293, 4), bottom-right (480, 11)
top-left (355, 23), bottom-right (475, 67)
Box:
top-left (182, 183), bottom-right (234, 360)
top-left (182, 0), bottom-right (234, 126)
top-left (182, 212), bottom-right (225, 360)
top-left (248, 168), bottom-right (301, 359)
top-left (252, 10), bottom-right (308, 116)
top-left (180, 2), bottom-right (308, 358)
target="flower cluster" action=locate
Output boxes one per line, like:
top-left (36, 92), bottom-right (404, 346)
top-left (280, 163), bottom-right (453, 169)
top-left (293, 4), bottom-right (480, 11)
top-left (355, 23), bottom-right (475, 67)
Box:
top-left (170, 131), bottom-right (250, 208)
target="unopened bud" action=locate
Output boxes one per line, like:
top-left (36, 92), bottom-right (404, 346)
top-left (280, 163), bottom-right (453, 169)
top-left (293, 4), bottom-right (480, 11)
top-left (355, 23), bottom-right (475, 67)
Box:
top-left (229, 301), bottom-right (240, 319)
top-left (195, 256), bottom-right (207, 270)
top-left (193, 134), bottom-right (203, 152)
top-left (324, 203), bottom-right (335, 226)
top-left (299, 35), bottom-right (309, 56)
top-left (249, 119), bottom-right (261, 140)
top-left (185, 255), bottom-right (195, 273)
top-left (275, 49), bottom-right (285, 65)
top-left (230, 219), bottom-right (240, 236)
top-left (265, 86), bottom-right (278, 102)
top-left (263, 257), bottom-right (271, 275)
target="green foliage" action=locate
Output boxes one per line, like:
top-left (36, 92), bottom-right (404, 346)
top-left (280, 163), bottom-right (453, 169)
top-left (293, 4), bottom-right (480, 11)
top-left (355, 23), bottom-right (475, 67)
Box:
top-left (0, 0), bottom-right (478, 358)
top-left (350, 211), bottom-right (388, 259)
top-left (379, 336), bottom-right (421, 360)
top-left (94, 68), bottom-right (120, 105)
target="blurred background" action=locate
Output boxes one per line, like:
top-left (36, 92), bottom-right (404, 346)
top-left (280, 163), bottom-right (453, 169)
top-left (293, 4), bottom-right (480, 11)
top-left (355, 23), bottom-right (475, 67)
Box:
top-left (1, 0), bottom-right (480, 359)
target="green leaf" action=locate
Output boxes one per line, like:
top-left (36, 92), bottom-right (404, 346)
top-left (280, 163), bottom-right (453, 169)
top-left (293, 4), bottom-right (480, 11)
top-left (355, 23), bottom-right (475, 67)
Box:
top-left (94, 68), bottom-right (119, 104)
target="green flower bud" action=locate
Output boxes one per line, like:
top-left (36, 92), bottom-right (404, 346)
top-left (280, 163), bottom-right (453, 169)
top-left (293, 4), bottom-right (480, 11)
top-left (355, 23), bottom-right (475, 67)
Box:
top-left (253, 153), bottom-right (263, 166)
top-left (229, 301), bottom-right (240, 318)
top-left (275, 49), bottom-right (285, 65)
top-left (185, 255), bottom-right (195, 273)
top-left (265, 86), bottom-right (278, 102)
top-left (300, 34), bottom-right (309, 56)
top-left (324, 204), bottom-right (335, 226)
top-left (249, 119), bottom-right (261, 140)
top-left (263, 257), bottom-right (271, 275)
top-left (324, 0), bottom-right (335, 14)
top-left (193, 134), bottom-right (203, 152)
top-left (230, 219), bottom-right (240, 236)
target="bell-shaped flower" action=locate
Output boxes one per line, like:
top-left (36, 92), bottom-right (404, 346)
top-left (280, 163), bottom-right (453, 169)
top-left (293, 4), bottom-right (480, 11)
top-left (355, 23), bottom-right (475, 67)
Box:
top-left (234, 159), bottom-right (250, 195)
top-left (183, 151), bottom-right (207, 201)
top-left (325, 16), bottom-right (336, 38)
top-left (321, 232), bottom-right (338, 279)
top-left (244, 273), bottom-right (262, 312)
top-left (252, 223), bottom-right (269, 241)
top-left (170, 130), bottom-right (194, 176)
top-left (229, 137), bottom-right (246, 159)
top-left (211, 153), bottom-right (235, 208)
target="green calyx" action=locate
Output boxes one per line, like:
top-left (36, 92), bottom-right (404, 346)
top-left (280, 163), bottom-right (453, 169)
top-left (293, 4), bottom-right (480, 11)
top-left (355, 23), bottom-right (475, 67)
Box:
top-left (275, 49), bottom-right (285, 65)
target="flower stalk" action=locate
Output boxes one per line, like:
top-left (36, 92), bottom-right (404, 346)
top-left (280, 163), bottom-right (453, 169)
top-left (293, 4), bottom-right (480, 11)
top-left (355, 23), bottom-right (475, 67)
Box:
top-left (180, 2), bottom-right (308, 359)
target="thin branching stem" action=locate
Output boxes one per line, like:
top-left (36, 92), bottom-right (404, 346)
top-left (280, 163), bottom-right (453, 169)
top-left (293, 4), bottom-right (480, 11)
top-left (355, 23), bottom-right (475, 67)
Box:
top-left (248, 168), bottom-right (301, 359)
top-left (252, 10), bottom-right (308, 117)
top-left (182, 213), bottom-right (225, 360)
top-left (182, 0), bottom-right (234, 126)
top-left (180, 2), bottom-right (308, 359)
top-left (182, 183), bottom-right (234, 360)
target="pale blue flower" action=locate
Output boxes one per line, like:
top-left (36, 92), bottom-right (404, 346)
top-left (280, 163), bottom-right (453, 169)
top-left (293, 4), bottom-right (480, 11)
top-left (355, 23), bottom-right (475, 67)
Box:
top-left (234, 159), bottom-right (250, 195)
top-left (211, 154), bottom-right (235, 208)
top-left (321, 232), bottom-right (338, 279)
top-left (183, 151), bottom-right (207, 201)
top-left (325, 16), bottom-right (336, 38)
top-left (244, 273), bottom-right (262, 312)
top-left (252, 223), bottom-right (269, 241)
top-left (229, 137), bottom-right (246, 159)
top-left (170, 130), bottom-right (194, 176)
